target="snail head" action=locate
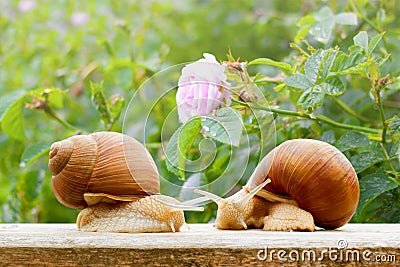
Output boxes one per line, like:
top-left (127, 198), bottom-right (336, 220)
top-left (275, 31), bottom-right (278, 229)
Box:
top-left (193, 179), bottom-right (271, 230)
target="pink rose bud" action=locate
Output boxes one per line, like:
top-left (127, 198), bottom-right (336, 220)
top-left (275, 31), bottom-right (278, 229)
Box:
top-left (176, 53), bottom-right (231, 123)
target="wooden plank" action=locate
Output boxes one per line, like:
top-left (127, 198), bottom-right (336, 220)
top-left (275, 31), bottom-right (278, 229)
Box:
top-left (0, 223), bottom-right (399, 266)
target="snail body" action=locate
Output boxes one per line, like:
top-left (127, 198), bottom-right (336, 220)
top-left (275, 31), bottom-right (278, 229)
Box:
top-left (202, 182), bottom-right (315, 231)
top-left (49, 132), bottom-right (202, 233)
top-left (195, 139), bottom-right (360, 231)
top-left (77, 195), bottom-right (186, 233)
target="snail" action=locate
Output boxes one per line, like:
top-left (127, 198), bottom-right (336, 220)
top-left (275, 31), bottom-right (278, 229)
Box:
top-left (49, 132), bottom-right (203, 233)
top-left (194, 139), bottom-right (360, 231)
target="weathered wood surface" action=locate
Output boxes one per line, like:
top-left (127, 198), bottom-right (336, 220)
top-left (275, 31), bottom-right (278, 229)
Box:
top-left (0, 223), bottom-right (399, 266)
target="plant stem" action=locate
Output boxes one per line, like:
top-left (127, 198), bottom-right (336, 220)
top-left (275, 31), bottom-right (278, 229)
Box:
top-left (370, 76), bottom-right (388, 144)
top-left (379, 143), bottom-right (396, 172)
top-left (376, 92), bottom-right (388, 144)
top-left (44, 106), bottom-right (80, 132)
top-left (232, 99), bottom-right (381, 135)
top-left (290, 43), bottom-right (310, 57)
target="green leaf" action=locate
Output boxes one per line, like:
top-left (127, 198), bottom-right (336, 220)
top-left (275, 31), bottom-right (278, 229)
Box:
top-left (29, 88), bottom-right (66, 109)
top-left (389, 141), bottom-right (400, 159)
top-left (165, 118), bottom-right (202, 179)
top-left (20, 142), bottom-right (51, 166)
top-left (368, 32), bottom-right (385, 56)
top-left (0, 91), bottom-right (27, 141)
top-left (350, 151), bottom-right (386, 173)
top-left (297, 15), bottom-right (316, 27)
top-left (388, 116), bottom-right (400, 142)
top-left (321, 76), bottom-right (345, 95)
top-left (294, 25), bottom-right (312, 43)
top-left (251, 110), bottom-right (275, 157)
top-left (109, 95), bottom-right (125, 122)
top-left (204, 146), bottom-right (231, 180)
top-left (334, 12), bottom-right (358, 25)
top-left (376, 54), bottom-right (391, 67)
top-left (309, 7), bottom-right (335, 43)
top-left (331, 49), bottom-right (365, 73)
top-left (284, 74), bottom-right (311, 90)
top-left (165, 132), bottom-right (183, 177)
top-left (20, 170), bottom-right (45, 204)
top-left (202, 107), bottom-right (242, 147)
top-left (309, 17), bottom-right (335, 44)
top-left (9, 170), bottom-right (45, 222)
top-left (314, 6), bottom-right (334, 19)
top-left (388, 116), bottom-right (400, 134)
top-left (28, 88), bottom-right (66, 110)
top-left (297, 86), bottom-right (324, 113)
top-left (386, 80), bottom-right (400, 91)
top-left (248, 58), bottom-right (292, 74)
top-left (354, 173), bottom-right (398, 221)
top-left (368, 60), bottom-right (380, 81)
top-left (41, 88), bottom-right (66, 109)
top-left (336, 131), bottom-right (369, 151)
top-left (305, 49), bottom-right (325, 84)
top-left (320, 130), bottom-right (336, 144)
top-left (353, 31), bottom-right (369, 53)
top-left (177, 119), bottom-right (202, 178)
top-left (320, 49), bottom-right (337, 80)
top-left (90, 81), bottom-right (112, 128)
top-left (0, 91), bottom-right (25, 119)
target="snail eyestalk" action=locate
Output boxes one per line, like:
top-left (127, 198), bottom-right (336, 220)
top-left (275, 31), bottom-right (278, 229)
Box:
top-left (180, 196), bottom-right (210, 206)
top-left (236, 179), bottom-right (271, 210)
top-left (155, 198), bottom-right (204, 212)
top-left (193, 189), bottom-right (226, 206)
top-left (166, 203), bottom-right (205, 212)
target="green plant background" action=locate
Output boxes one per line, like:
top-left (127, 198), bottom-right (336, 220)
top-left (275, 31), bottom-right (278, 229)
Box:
top-left (0, 0), bottom-right (399, 224)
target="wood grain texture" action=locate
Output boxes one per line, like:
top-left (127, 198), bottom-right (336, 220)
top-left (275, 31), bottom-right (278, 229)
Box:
top-left (0, 224), bottom-right (399, 266)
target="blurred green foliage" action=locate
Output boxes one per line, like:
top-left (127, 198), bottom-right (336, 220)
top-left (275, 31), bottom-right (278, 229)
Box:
top-left (0, 0), bottom-right (399, 224)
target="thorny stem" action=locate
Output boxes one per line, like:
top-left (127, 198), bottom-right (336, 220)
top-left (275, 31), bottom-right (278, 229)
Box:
top-left (289, 43), bottom-right (310, 57)
top-left (370, 79), bottom-right (395, 171)
top-left (232, 99), bottom-right (381, 136)
top-left (370, 76), bottom-right (388, 144)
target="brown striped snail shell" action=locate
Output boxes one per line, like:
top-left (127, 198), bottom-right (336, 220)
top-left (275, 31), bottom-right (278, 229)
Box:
top-left (249, 139), bottom-right (360, 229)
top-left (195, 139), bottom-right (360, 231)
top-left (48, 132), bottom-right (160, 209)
